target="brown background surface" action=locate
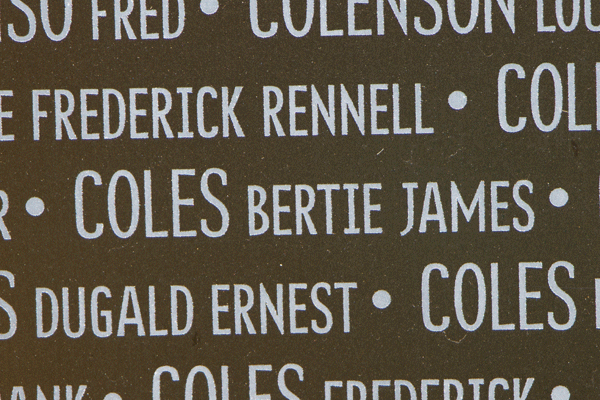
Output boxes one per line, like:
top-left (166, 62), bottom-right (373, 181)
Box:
top-left (1, 0), bottom-right (599, 398)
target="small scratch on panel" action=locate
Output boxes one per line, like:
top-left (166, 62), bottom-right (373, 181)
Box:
top-left (444, 331), bottom-right (467, 344)
top-left (478, 45), bottom-right (494, 57)
top-left (449, 149), bottom-right (462, 159)
top-left (108, 245), bottom-right (128, 253)
top-left (377, 148), bottom-right (385, 156)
